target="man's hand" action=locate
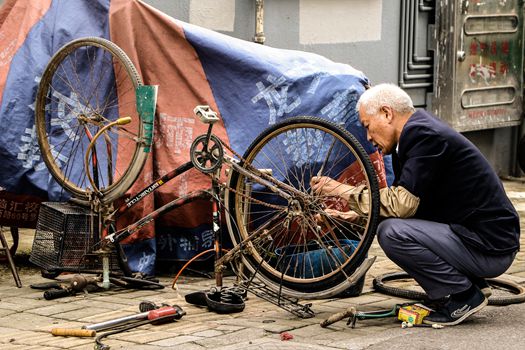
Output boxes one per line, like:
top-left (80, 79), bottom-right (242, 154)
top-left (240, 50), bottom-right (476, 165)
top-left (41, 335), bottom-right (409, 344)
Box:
top-left (322, 208), bottom-right (360, 222)
top-left (314, 209), bottom-right (360, 233)
top-left (311, 176), bottom-right (352, 198)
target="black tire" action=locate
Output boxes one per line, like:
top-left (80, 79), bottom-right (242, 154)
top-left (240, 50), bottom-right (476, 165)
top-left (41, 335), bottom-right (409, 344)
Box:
top-left (225, 116), bottom-right (380, 298)
top-left (35, 37), bottom-right (146, 204)
top-left (373, 271), bottom-right (525, 306)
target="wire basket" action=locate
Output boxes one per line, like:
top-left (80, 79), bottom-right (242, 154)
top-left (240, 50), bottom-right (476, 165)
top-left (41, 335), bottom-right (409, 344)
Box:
top-left (30, 202), bottom-right (120, 272)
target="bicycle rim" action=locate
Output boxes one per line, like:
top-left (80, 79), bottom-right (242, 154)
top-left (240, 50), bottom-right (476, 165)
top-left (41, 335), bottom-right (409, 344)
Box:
top-left (35, 37), bottom-right (145, 204)
top-left (226, 116), bottom-right (380, 298)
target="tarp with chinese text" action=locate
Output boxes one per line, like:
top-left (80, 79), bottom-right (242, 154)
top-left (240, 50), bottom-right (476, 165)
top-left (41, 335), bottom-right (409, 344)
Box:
top-left (0, 0), bottom-right (388, 274)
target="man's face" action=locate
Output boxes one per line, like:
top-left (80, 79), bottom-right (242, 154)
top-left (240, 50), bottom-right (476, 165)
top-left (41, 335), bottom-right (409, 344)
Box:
top-left (358, 105), bottom-right (396, 155)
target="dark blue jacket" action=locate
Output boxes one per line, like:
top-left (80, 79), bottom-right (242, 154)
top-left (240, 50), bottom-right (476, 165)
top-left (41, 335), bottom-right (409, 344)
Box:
top-left (394, 110), bottom-right (520, 255)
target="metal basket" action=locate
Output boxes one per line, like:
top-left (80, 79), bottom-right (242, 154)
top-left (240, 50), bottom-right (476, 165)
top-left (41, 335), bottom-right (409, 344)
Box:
top-left (30, 202), bottom-right (120, 272)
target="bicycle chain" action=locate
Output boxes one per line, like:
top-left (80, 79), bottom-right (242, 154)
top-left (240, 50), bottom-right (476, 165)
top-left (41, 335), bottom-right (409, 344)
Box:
top-left (204, 171), bottom-right (284, 211)
top-left (200, 134), bottom-right (319, 213)
top-left (220, 139), bottom-right (304, 198)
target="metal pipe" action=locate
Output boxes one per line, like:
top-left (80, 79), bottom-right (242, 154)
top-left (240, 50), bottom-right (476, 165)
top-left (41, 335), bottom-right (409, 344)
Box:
top-left (254, 0), bottom-right (265, 44)
top-left (400, 82), bottom-right (433, 89)
top-left (400, 0), bottom-right (433, 84)
top-left (398, 0), bottom-right (408, 86)
top-left (407, 0), bottom-right (432, 70)
top-left (410, 0), bottom-right (433, 65)
top-left (412, 0), bottom-right (433, 62)
top-left (404, 72), bottom-right (432, 80)
top-left (84, 311), bottom-right (151, 331)
top-left (419, 0), bottom-right (434, 12)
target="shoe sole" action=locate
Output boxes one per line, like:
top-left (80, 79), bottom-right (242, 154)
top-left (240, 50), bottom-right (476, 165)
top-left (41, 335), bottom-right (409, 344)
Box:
top-left (481, 287), bottom-right (492, 298)
top-left (423, 297), bottom-right (488, 326)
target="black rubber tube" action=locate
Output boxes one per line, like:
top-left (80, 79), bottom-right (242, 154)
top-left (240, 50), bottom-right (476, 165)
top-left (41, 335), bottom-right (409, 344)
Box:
top-left (373, 271), bottom-right (525, 306)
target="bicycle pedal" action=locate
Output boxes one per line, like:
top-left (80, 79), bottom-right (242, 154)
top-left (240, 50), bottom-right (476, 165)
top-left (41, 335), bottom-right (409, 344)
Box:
top-left (193, 105), bottom-right (220, 124)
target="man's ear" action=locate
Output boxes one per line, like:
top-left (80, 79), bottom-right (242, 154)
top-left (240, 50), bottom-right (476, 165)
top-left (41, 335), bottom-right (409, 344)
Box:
top-left (382, 106), bottom-right (393, 122)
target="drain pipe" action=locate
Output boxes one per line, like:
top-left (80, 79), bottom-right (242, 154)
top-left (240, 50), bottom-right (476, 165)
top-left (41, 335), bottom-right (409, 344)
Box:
top-left (399, 0), bottom-right (432, 88)
top-left (254, 0), bottom-right (265, 44)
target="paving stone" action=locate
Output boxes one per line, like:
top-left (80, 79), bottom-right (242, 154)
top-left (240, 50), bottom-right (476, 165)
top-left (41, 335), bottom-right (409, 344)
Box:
top-left (0, 329), bottom-right (36, 343)
top-left (40, 335), bottom-right (94, 349)
top-left (0, 312), bottom-right (58, 329)
top-left (214, 324), bottom-right (245, 332)
top-left (191, 329), bottom-right (224, 337)
top-left (150, 335), bottom-right (203, 346)
top-left (0, 308), bottom-right (17, 318)
top-left (30, 302), bottom-right (87, 317)
top-left (54, 306), bottom-right (116, 322)
top-left (213, 337), bottom-right (343, 350)
top-left (212, 317), bottom-right (297, 333)
top-left (88, 339), bottom-right (138, 350)
top-left (115, 345), bottom-right (165, 350)
top-left (193, 327), bottom-right (266, 348)
top-left (9, 345), bottom-right (62, 350)
top-left (113, 329), bottom-right (174, 344)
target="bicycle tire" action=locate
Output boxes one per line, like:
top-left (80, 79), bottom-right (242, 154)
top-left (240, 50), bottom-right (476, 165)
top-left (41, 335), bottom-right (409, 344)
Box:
top-left (225, 116), bottom-right (380, 299)
top-left (373, 271), bottom-right (525, 306)
top-left (35, 37), bottom-right (146, 204)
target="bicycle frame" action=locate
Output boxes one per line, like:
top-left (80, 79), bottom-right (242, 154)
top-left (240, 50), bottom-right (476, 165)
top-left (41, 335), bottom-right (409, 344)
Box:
top-left (88, 110), bottom-right (306, 289)
top-left (82, 104), bottom-right (379, 303)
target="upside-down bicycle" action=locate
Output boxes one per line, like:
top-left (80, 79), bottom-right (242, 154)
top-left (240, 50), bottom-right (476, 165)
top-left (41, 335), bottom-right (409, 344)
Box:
top-left (30, 37), bottom-right (381, 314)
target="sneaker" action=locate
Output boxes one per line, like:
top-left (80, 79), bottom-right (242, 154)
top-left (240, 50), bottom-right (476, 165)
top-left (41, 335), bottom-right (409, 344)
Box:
top-left (471, 277), bottom-right (492, 298)
top-left (423, 285), bottom-right (488, 326)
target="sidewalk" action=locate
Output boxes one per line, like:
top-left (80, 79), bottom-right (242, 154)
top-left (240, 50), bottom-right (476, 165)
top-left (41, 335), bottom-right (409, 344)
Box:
top-left (0, 179), bottom-right (524, 350)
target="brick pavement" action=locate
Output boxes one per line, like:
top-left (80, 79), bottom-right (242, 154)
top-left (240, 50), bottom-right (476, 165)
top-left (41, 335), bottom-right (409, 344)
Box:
top-left (0, 179), bottom-right (524, 350)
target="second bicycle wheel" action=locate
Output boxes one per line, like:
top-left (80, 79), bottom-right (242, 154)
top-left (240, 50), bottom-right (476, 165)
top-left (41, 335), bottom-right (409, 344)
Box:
top-left (226, 116), bottom-right (380, 298)
top-left (35, 37), bottom-right (146, 204)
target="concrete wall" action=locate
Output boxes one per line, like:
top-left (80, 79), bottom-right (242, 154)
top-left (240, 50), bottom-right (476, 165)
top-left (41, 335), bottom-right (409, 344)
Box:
top-left (144, 0), bottom-right (401, 88)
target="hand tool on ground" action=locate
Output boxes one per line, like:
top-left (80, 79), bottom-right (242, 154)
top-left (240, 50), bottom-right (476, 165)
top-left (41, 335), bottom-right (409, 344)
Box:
top-left (321, 302), bottom-right (431, 328)
top-left (50, 328), bottom-right (96, 337)
top-left (30, 275), bottom-right (101, 300)
top-left (49, 301), bottom-right (175, 339)
top-left (321, 305), bottom-right (399, 328)
top-left (92, 305), bottom-right (186, 350)
top-left (84, 304), bottom-right (185, 332)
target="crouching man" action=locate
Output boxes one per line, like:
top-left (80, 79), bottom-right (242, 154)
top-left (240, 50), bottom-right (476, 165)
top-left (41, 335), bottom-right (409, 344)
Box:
top-left (311, 83), bottom-right (520, 326)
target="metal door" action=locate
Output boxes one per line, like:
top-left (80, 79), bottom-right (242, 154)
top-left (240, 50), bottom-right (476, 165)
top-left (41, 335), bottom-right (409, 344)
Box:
top-left (431, 0), bottom-right (523, 132)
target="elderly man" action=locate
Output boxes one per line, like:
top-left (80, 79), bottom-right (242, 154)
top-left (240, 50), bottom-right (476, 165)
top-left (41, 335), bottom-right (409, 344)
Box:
top-left (311, 83), bottom-right (520, 326)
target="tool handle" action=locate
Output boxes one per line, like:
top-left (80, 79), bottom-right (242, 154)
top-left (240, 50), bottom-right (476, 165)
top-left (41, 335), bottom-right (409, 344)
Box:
top-left (148, 305), bottom-right (186, 321)
top-left (320, 307), bottom-right (356, 328)
top-left (51, 328), bottom-right (96, 337)
top-left (44, 288), bottom-right (72, 300)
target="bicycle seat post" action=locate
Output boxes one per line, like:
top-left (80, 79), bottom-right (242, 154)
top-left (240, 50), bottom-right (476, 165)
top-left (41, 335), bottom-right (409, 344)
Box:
top-left (210, 173), bottom-right (224, 289)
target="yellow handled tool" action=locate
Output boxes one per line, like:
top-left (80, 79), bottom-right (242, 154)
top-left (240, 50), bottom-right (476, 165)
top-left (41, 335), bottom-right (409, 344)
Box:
top-left (51, 328), bottom-right (96, 337)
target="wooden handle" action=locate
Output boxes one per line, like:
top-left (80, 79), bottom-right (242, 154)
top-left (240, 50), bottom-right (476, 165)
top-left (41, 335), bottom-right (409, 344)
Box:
top-left (320, 307), bottom-right (356, 328)
top-left (51, 328), bottom-right (96, 337)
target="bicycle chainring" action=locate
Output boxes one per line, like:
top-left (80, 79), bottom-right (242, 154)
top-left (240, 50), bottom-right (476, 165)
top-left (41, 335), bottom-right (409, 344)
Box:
top-left (190, 134), bottom-right (224, 173)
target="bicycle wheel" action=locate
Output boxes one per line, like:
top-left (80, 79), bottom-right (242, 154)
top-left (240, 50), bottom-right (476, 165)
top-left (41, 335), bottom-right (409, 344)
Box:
top-left (226, 116), bottom-right (380, 299)
top-left (373, 271), bottom-right (525, 306)
top-left (35, 37), bottom-right (146, 204)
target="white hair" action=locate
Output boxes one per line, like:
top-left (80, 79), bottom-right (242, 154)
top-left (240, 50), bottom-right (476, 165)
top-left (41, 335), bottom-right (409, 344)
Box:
top-left (356, 83), bottom-right (415, 115)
